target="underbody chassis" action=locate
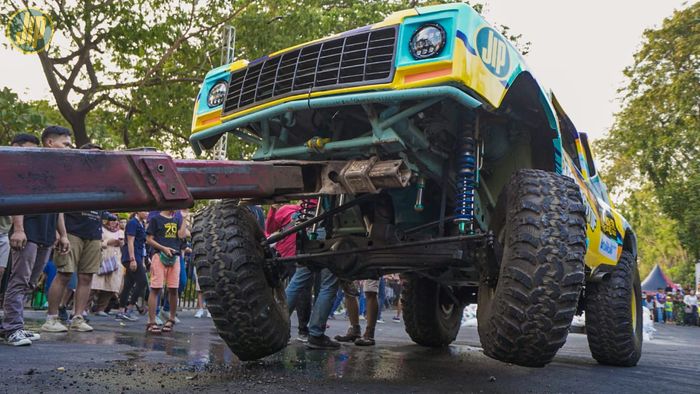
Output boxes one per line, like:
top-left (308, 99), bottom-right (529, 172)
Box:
top-left (0, 146), bottom-right (493, 286)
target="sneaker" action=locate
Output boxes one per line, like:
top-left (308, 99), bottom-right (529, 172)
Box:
top-left (19, 330), bottom-right (40, 341)
top-left (376, 318), bottom-right (385, 324)
top-left (296, 333), bottom-right (309, 343)
top-left (392, 316), bottom-right (401, 323)
top-left (306, 334), bottom-right (340, 350)
top-left (194, 309), bottom-right (205, 318)
top-left (5, 330), bottom-right (31, 346)
top-left (155, 316), bottom-right (164, 326)
top-left (118, 311), bottom-right (138, 322)
top-left (58, 306), bottom-right (69, 322)
top-left (205, 310), bottom-right (211, 318)
top-left (94, 311), bottom-right (109, 317)
top-left (70, 315), bottom-right (93, 332)
top-left (359, 315), bottom-right (366, 321)
top-left (42, 316), bottom-right (68, 333)
top-left (70, 314), bottom-right (90, 324)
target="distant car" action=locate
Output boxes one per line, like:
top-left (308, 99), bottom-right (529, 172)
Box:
top-left (190, 3), bottom-right (641, 367)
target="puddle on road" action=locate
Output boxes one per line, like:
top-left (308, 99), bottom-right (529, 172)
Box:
top-left (31, 320), bottom-right (486, 383)
top-left (40, 327), bottom-right (237, 367)
top-left (248, 343), bottom-right (486, 382)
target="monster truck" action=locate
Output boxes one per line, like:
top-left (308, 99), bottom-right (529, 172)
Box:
top-left (186, 3), bottom-right (643, 367)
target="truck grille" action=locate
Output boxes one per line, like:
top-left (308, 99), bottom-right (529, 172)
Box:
top-left (222, 26), bottom-right (397, 116)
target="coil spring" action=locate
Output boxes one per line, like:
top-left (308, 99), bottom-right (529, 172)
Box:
top-left (299, 199), bottom-right (318, 222)
top-left (454, 125), bottom-right (477, 234)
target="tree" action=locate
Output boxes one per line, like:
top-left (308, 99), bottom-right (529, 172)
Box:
top-left (597, 3), bottom-right (699, 281)
top-left (616, 185), bottom-right (689, 281)
top-left (0, 87), bottom-right (46, 144)
top-left (1, 0), bottom-right (258, 148)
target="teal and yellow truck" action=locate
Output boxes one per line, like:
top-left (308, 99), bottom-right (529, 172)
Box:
top-left (190, 3), bottom-right (642, 367)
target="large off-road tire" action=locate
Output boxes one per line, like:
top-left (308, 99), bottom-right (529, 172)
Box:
top-left (401, 274), bottom-right (464, 347)
top-left (477, 169), bottom-right (587, 367)
top-left (192, 200), bottom-right (290, 361)
top-left (585, 250), bottom-right (643, 366)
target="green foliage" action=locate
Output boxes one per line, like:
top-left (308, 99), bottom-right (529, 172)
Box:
top-left (616, 185), bottom-right (688, 281)
top-left (597, 3), bottom-right (699, 283)
top-left (0, 87), bottom-right (46, 144)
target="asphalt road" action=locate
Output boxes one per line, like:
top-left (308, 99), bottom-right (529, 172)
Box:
top-left (1, 309), bottom-right (698, 393)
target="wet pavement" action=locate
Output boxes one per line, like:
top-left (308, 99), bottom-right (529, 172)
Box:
top-left (2, 310), bottom-right (699, 393)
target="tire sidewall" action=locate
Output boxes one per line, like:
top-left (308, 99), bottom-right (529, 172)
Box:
top-left (585, 250), bottom-right (643, 366)
top-left (476, 169), bottom-right (587, 367)
top-left (193, 201), bottom-right (290, 361)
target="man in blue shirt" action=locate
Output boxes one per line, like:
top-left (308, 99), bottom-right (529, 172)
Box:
top-left (41, 140), bottom-right (105, 333)
top-left (42, 210), bottom-right (105, 333)
top-left (116, 211), bottom-right (149, 322)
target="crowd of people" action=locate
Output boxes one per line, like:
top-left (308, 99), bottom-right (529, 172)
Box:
top-left (0, 126), bottom-right (402, 349)
top-left (0, 127), bottom-right (211, 346)
top-left (644, 288), bottom-right (699, 326)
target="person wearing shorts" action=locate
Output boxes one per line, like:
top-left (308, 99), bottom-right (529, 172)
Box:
top-left (43, 211), bottom-right (104, 333)
top-left (145, 210), bottom-right (187, 334)
top-left (335, 279), bottom-right (380, 346)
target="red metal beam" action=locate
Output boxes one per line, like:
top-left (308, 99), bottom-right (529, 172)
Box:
top-left (173, 159), bottom-right (302, 200)
top-left (0, 148), bottom-right (304, 216)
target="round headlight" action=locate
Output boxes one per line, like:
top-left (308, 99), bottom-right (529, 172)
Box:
top-left (207, 81), bottom-right (228, 107)
top-left (409, 23), bottom-right (446, 60)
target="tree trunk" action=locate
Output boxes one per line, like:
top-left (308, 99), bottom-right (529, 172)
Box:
top-left (69, 115), bottom-right (90, 147)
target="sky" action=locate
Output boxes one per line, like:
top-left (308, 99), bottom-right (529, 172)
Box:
top-left (0, 0), bottom-right (695, 141)
top-left (481, 0), bottom-right (694, 140)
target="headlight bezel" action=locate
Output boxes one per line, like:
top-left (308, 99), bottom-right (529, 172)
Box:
top-left (207, 81), bottom-right (228, 108)
top-left (408, 23), bottom-right (447, 60)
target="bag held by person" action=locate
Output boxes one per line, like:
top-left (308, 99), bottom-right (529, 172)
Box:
top-left (98, 255), bottom-right (120, 275)
top-left (159, 251), bottom-right (178, 267)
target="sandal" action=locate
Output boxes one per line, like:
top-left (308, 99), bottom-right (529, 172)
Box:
top-left (146, 323), bottom-right (161, 334)
top-left (162, 319), bottom-right (175, 333)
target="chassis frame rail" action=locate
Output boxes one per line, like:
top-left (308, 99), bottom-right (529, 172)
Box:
top-left (0, 148), bottom-right (304, 215)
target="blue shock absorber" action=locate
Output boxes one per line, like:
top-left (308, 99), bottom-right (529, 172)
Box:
top-left (455, 120), bottom-right (477, 234)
